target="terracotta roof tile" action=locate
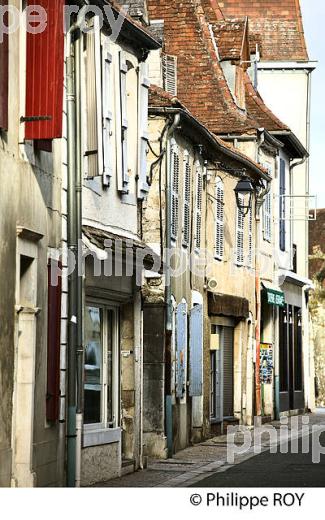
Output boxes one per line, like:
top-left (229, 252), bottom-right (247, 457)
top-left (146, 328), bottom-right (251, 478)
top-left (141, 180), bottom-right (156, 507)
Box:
top-left (212, 19), bottom-right (246, 60)
top-left (148, 85), bottom-right (268, 176)
top-left (217, 0), bottom-right (308, 61)
top-left (147, 0), bottom-right (258, 134)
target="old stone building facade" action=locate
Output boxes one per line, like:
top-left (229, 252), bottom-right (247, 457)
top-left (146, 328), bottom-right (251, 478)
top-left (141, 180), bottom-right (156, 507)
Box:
top-left (0, 0), bottom-right (316, 487)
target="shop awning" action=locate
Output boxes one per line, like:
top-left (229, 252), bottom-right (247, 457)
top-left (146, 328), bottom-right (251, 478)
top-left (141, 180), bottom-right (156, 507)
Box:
top-left (262, 281), bottom-right (285, 307)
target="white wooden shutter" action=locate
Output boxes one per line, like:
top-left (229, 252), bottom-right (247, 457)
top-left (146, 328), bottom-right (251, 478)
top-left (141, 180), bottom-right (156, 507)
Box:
top-left (117, 52), bottom-right (129, 193)
top-left (138, 61), bottom-right (150, 199)
top-left (194, 162), bottom-right (203, 251)
top-left (263, 190), bottom-right (272, 242)
top-left (171, 140), bottom-right (180, 242)
top-left (215, 177), bottom-right (224, 260)
top-left (102, 40), bottom-right (113, 187)
top-left (84, 17), bottom-right (103, 179)
top-left (163, 54), bottom-right (177, 96)
top-left (248, 205), bottom-right (253, 267)
top-left (236, 194), bottom-right (244, 265)
top-left (182, 151), bottom-right (191, 247)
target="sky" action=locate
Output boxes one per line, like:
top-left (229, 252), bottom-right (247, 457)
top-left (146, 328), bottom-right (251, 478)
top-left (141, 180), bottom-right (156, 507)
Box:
top-left (300, 0), bottom-right (325, 208)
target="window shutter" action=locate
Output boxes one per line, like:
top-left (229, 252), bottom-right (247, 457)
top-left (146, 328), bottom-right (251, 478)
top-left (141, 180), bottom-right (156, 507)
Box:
top-left (248, 205), bottom-right (253, 267)
top-left (138, 61), bottom-right (150, 199)
top-left (171, 140), bottom-right (180, 242)
top-left (215, 178), bottom-right (224, 260)
top-left (84, 17), bottom-right (102, 179)
top-left (189, 304), bottom-right (203, 396)
top-left (117, 52), bottom-right (129, 193)
top-left (236, 194), bottom-right (244, 265)
top-left (195, 162), bottom-right (203, 251)
top-left (46, 261), bottom-right (62, 423)
top-left (25, 0), bottom-right (64, 140)
top-left (102, 40), bottom-right (113, 186)
top-left (176, 301), bottom-right (187, 399)
top-left (279, 158), bottom-right (286, 251)
top-left (182, 152), bottom-right (191, 247)
top-left (163, 54), bottom-right (177, 96)
top-left (263, 190), bottom-right (272, 242)
top-left (0, 1), bottom-right (8, 130)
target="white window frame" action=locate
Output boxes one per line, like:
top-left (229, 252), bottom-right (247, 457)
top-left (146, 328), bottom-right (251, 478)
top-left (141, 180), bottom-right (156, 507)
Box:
top-left (236, 193), bottom-right (245, 266)
top-left (138, 61), bottom-right (150, 199)
top-left (170, 139), bottom-right (180, 243)
top-left (83, 302), bottom-right (120, 446)
top-left (182, 150), bottom-right (191, 248)
top-left (215, 177), bottom-right (224, 260)
top-left (194, 161), bottom-right (203, 252)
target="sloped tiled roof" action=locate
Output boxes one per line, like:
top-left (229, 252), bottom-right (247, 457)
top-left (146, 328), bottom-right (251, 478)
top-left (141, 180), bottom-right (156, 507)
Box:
top-left (212, 19), bottom-right (247, 61)
top-left (216, 0), bottom-right (308, 61)
top-left (149, 85), bottom-right (269, 177)
top-left (244, 73), bottom-right (289, 131)
top-left (147, 0), bottom-right (259, 135)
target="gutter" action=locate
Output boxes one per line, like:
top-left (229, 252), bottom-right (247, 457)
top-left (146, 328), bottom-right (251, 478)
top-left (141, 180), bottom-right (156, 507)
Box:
top-left (149, 107), bottom-right (271, 181)
top-left (270, 130), bottom-right (309, 159)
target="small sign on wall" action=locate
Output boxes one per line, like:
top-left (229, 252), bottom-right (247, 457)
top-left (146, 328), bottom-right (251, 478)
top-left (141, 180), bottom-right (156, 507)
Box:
top-left (210, 333), bottom-right (220, 350)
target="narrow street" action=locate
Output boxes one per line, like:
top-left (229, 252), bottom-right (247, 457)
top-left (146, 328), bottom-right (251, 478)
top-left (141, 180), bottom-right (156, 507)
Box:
top-left (96, 412), bottom-right (325, 488)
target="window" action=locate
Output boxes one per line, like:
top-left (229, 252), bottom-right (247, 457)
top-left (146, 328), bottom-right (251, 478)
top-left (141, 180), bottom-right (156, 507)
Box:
top-left (0, 0), bottom-right (8, 130)
top-left (215, 177), bottom-right (224, 260)
top-left (162, 54), bottom-right (177, 96)
top-left (235, 194), bottom-right (244, 265)
top-left (194, 162), bottom-right (203, 251)
top-left (102, 40), bottom-right (113, 186)
top-left (170, 140), bottom-right (180, 242)
top-left (24, 0), bottom-right (64, 139)
top-left (279, 158), bottom-right (286, 251)
top-left (182, 151), bottom-right (191, 247)
top-left (138, 62), bottom-right (150, 199)
top-left (84, 17), bottom-right (103, 179)
top-left (247, 204), bottom-right (253, 267)
top-left (84, 305), bottom-right (118, 428)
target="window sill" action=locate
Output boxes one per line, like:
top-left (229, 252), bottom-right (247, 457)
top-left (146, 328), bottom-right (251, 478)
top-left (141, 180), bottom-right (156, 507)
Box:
top-left (83, 427), bottom-right (121, 448)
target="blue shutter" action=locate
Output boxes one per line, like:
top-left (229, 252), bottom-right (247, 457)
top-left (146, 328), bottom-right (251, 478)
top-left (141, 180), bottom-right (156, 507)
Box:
top-left (176, 302), bottom-right (187, 398)
top-left (279, 159), bottom-right (286, 251)
top-left (189, 304), bottom-right (203, 396)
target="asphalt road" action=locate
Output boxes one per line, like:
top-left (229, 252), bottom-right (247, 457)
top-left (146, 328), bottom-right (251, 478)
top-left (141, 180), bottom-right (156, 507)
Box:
top-left (191, 431), bottom-right (325, 487)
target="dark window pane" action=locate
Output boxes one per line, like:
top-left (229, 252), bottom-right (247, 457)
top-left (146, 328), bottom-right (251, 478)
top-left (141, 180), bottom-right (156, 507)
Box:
top-left (84, 306), bottom-right (102, 424)
top-left (279, 306), bottom-right (288, 392)
top-left (294, 307), bottom-right (303, 391)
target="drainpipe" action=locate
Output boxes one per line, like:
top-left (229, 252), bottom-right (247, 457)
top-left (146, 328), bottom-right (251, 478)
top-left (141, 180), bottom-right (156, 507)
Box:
top-left (289, 156), bottom-right (307, 270)
top-left (254, 130), bottom-right (266, 418)
top-left (66, 7), bottom-right (87, 487)
top-left (165, 114), bottom-right (180, 458)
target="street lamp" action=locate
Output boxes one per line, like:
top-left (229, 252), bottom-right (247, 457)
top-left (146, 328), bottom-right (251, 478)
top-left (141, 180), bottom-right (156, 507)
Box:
top-left (234, 176), bottom-right (255, 216)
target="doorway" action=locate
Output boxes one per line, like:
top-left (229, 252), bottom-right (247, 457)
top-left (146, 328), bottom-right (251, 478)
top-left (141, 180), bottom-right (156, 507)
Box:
top-left (210, 324), bottom-right (234, 422)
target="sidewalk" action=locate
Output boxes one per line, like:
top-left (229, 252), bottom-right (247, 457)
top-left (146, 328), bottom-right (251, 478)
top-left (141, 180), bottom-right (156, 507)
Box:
top-left (92, 411), bottom-right (325, 487)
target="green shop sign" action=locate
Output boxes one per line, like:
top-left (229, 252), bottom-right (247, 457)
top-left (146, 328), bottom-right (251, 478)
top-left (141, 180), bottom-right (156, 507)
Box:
top-left (265, 288), bottom-right (285, 307)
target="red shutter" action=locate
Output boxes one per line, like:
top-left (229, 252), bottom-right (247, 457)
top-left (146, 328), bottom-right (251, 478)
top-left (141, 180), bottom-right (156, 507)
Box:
top-left (46, 261), bottom-right (62, 423)
top-left (0, 1), bottom-right (8, 130)
top-left (25, 0), bottom-right (64, 140)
